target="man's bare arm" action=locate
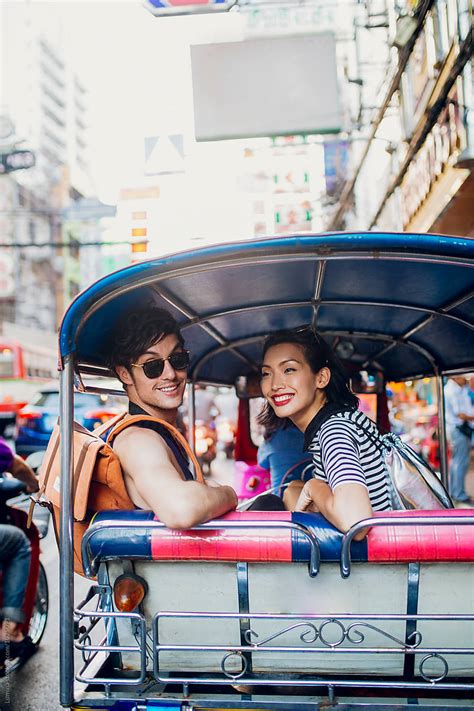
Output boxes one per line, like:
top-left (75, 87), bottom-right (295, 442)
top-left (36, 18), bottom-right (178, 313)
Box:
top-left (114, 427), bottom-right (237, 529)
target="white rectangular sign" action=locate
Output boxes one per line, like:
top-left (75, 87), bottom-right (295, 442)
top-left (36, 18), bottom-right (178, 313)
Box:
top-left (191, 33), bottom-right (342, 141)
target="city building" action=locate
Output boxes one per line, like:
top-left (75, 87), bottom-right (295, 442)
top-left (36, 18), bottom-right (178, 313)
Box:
top-left (1, 2), bottom-right (93, 332)
top-left (327, 0), bottom-right (473, 237)
top-left (61, 198), bottom-right (117, 300)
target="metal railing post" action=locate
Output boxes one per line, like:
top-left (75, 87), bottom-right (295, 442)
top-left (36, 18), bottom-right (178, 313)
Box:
top-left (59, 358), bottom-right (74, 707)
top-left (436, 373), bottom-right (449, 492)
top-left (187, 381), bottom-right (196, 451)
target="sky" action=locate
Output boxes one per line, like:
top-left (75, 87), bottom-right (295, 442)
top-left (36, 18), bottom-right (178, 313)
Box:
top-left (3, 0), bottom-right (349, 205)
top-left (2, 0), bottom-right (352, 247)
top-left (3, 0), bottom-right (247, 202)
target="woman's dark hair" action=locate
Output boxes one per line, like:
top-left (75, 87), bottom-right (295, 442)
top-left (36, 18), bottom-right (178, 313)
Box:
top-left (107, 305), bottom-right (184, 373)
top-left (258, 326), bottom-right (359, 431)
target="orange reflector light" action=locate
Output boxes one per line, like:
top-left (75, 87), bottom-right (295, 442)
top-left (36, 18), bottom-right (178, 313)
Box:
top-left (131, 227), bottom-right (147, 237)
top-left (113, 574), bottom-right (147, 612)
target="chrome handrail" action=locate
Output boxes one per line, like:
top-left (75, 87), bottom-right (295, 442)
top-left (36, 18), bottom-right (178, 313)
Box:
top-left (340, 515), bottom-right (474, 578)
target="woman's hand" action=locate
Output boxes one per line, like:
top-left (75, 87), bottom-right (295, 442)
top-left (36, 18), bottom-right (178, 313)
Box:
top-left (294, 479), bottom-right (329, 512)
top-left (296, 479), bottom-right (373, 539)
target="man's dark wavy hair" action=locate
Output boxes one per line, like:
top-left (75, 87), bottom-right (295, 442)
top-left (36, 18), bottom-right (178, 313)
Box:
top-left (257, 326), bottom-right (359, 432)
top-left (107, 305), bottom-right (184, 374)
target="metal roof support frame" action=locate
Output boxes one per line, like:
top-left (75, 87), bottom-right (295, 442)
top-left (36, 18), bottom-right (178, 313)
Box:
top-left (59, 358), bottom-right (74, 708)
top-left (436, 373), bottom-right (449, 489)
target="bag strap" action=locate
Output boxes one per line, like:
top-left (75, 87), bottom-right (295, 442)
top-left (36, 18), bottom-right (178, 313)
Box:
top-left (350, 412), bottom-right (386, 449)
top-left (93, 411), bottom-right (128, 438)
top-left (28, 427), bottom-right (61, 527)
top-left (107, 414), bottom-right (204, 483)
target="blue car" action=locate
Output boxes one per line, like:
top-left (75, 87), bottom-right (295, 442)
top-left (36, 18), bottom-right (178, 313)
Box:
top-left (15, 383), bottom-right (124, 456)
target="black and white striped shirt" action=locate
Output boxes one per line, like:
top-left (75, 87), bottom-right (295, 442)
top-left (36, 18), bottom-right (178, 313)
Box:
top-left (305, 408), bottom-right (391, 512)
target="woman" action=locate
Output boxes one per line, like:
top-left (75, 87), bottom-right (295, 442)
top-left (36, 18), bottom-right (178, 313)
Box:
top-left (259, 327), bottom-right (391, 537)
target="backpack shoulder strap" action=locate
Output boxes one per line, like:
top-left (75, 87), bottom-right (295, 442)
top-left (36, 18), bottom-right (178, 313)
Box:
top-left (93, 411), bottom-right (128, 438)
top-left (107, 414), bottom-right (204, 483)
top-left (350, 411), bottom-right (385, 449)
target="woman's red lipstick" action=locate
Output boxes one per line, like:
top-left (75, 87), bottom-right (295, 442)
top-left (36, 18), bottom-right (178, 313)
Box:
top-left (271, 393), bottom-right (294, 407)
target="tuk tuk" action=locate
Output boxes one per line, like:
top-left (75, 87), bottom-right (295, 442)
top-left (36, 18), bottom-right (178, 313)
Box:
top-left (55, 231), bottom-right (474, 710)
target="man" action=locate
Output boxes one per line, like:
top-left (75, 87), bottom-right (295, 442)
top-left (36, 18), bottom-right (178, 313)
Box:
top-left (0, 438), bottom-right (38, 650)
top-left (444, 375), bottom-right (474, 503)
top-left (108, 306), bottom-right (237, 528)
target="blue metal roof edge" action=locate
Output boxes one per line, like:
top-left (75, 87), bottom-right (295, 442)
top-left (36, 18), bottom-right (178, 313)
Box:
top-left (58, 231), bottom-right (474, 360)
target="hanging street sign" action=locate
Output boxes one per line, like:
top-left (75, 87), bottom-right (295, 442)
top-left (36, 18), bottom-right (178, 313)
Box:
top-left (144, 135), bottom-right (185, 175)
top-left (144, 0), bottom-right (237, 17)
top-left (0, 149), bottom-right (36, 174)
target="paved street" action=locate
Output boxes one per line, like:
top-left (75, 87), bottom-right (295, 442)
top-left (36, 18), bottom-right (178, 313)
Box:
top-left (1, 525), bottom-right (61, 710)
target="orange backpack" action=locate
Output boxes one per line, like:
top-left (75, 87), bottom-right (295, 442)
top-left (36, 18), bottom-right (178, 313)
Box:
top-left (30, 413), bottom-right (204, 576)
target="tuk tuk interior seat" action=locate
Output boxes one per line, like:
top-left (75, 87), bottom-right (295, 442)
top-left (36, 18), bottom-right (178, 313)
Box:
top-left (85, 508), bottom-right (474, 573)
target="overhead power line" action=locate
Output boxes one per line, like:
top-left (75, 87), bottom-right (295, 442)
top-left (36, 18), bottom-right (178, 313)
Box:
top-left (0, 240), bottom-right (146, 248)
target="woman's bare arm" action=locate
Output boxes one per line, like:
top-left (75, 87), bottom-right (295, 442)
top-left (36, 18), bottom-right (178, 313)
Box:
top-left (294, 479), bottom-right (372, 539)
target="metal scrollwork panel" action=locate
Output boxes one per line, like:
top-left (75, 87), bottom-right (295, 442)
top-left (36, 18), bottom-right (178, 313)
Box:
top-left (244, 618), bottom-right (421, 650)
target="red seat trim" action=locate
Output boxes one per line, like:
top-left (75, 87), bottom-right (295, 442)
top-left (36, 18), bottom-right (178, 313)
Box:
top-left (367, 509), bottom-right (474, 562)
top-left (151, 511), bottom-right (293, 562)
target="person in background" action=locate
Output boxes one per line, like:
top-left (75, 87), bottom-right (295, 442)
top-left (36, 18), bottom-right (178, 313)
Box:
top-left (0, 439), bottom-right (39, 496)
top-left (0, 438), bottom-right (38, 655)
top-left (195, 384), bottom-right (220, 423)
top-left (444, 375), bottom-right (474, 504)
top-left (257, 423), bottom-right (312, 493)
top-left (468, 374), bottom-right (474, 407)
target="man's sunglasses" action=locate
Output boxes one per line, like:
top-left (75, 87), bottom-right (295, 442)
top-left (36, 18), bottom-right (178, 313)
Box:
top-left (131, 350), bottom-right (190, 379)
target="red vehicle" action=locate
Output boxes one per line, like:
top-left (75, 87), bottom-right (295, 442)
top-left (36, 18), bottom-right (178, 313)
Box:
top-left (0, 339), bottom-right (57, 438)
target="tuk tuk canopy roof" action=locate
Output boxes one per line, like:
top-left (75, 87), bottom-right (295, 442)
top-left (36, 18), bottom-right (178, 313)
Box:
top-left (59, 232), bottom-right (474, 385)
